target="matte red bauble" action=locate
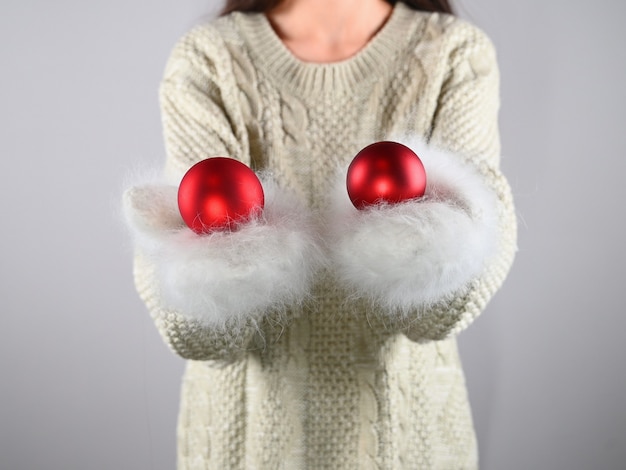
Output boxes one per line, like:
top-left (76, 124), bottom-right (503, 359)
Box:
top-left (346, 141), bottom-right (426, 209)
top-left (178, 157), bottom-right (264, 234)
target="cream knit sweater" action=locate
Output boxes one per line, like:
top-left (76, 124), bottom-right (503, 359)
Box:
top-left (125, 3), bottom-right (517, 468)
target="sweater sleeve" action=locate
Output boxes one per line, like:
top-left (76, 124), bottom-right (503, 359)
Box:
top-left (159, 24), bottom-right (250, 180)
top-left (403, 21), bottom-right (517, 340)
top-left (128, 25), bottom-right (322, 360)
top-left (327, 20), bottom-right (517, 342)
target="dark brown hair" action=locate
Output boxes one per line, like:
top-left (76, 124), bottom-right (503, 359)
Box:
top-left (220, 0), bottom-right (454, 16)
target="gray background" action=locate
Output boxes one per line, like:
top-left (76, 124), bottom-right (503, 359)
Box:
top-left (1, 0), bottom-right (624, 469)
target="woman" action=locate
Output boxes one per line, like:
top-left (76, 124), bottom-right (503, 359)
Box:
top-left (124, 0), bottom-right (517, 468)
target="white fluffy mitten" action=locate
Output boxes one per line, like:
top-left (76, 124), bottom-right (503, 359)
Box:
top-left (123, 174), bottom-right (324, 329)
top-left (328, 138), bottom-right (499, 314)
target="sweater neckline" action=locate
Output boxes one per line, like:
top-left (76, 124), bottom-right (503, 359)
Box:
top-left (233, 2), bottom-right (421, 95)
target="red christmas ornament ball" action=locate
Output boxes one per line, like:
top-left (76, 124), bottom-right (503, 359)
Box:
top-left (346, 141), bottom-right (427, 209)
top-left (178, 157), bottom-right (264, 234)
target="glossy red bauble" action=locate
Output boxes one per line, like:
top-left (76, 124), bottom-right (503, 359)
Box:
top-left (346, 141), bottom-right (427, 209)
top-left (178, 157), bottom-right (264, 234)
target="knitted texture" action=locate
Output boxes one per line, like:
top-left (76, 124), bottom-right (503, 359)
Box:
top-left (132, 3), bottom-right (517, 468)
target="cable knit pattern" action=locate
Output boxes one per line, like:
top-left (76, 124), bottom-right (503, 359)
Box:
top-left (131, 3), bottom-right (518, 468)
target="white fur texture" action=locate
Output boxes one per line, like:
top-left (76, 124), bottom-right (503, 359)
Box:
top-left (123, 175), bottom-right (325, 328)
top-left (328, 136), bottom-right (499, 314)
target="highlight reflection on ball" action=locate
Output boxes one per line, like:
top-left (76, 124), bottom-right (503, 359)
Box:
top-left (178, 157), bottom-right (264, 234)
top-left (346, 141), bottom-right (426, 209)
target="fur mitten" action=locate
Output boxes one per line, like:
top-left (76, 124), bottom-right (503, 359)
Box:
top-left (327, 138), bottom-right (499, 314)
top-left (123, 175), bottom-right (324, 329)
